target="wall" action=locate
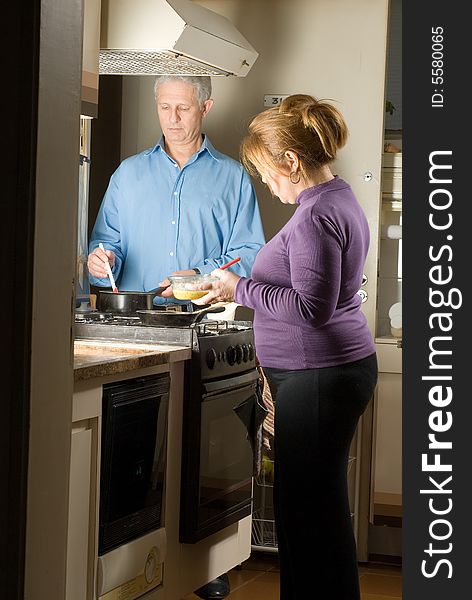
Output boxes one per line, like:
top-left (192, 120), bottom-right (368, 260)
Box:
top-left (25, 0), bottom-right (83, 597)
top-left (120, 0), bottom-right (389, 334)
top-left (89, 75), bottom-right (123, 238)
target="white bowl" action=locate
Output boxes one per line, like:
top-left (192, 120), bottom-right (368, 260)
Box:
top-left (388, 302), bottom-right (402, 319)
top-left (390, 314), bottom-right (402, 329)
top-left (391, 326), bottom-right (402, 338)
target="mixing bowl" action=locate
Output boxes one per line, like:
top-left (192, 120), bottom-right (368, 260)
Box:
top-left (168, 274), bottom-right (217, 300)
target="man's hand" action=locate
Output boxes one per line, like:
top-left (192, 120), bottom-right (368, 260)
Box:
top-left (159, 269), bottom-right (200, 298)
top-left (87, 247), bottom-right (116, 279)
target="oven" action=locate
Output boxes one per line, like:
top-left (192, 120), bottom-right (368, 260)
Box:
top-left (178, 319), bottom-right (258, 543)
top-left (180, 367), bottom-right (258, 543)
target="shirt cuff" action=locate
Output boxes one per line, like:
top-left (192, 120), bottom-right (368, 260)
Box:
top-left (192, 264), bottom-right (214, 276)
top-left (88, 275), bottom-right (113, 287)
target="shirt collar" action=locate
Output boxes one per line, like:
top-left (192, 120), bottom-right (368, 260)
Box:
top-left (145, 134), bottom-right (220, 163)
top-left (296, 176), bottom-right (342, 204)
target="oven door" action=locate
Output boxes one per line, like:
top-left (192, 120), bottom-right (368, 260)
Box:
top-left (99, 374), bottom-right (169, 554)
top-left (180, 369), bottom-right (258, 543)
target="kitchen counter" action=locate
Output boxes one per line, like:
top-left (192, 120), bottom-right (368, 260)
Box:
top-left (74, 339), bottom-right (192, 382)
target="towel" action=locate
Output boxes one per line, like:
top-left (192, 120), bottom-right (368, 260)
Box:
top-left (257, 366), bottom-right (275, 450)
top-left (232, 366), bottom-right (276, 476)
top-left (232, 376), bottom-right (268, 476)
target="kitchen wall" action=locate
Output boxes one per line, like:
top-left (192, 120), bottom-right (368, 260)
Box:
top-left (119, 0), bottom-right (389, 334)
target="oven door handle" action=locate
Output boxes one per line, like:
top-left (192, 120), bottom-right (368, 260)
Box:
top-left (202, 369), bottom-right (260, 396)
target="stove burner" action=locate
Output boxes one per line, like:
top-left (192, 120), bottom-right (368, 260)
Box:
top-left (195, 320), bottom-right (252, 336)
top-left (75, 312), bottom-right (141, 325)
top-left (75, 310), bottom-right (252, 333)
top-left (75, 311), bottom-right (112, 321)
top-left (154, 303), bottom-right (190, 313)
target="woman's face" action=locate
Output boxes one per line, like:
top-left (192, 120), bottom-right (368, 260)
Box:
top-left (258, 166), bottom-right (298, 204)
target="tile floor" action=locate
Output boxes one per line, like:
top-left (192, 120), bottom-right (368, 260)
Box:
top-left (183, 552), bottom-right (402, 600)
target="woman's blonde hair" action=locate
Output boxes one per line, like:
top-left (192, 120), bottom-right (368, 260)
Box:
top-left (240, 94), bottom-right (348, 181)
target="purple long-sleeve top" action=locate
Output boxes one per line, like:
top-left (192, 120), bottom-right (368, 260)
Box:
top-left (235, 176), bottom-right (375, 369)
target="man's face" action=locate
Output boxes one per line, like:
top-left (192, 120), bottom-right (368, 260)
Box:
top-left (156, 81), bottom-right (212, 147)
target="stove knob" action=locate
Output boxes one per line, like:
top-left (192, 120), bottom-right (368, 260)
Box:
top-left (226, 345), bottom-right (236, 366)
top-left (235, 345), bottom-right (243, 364)
top-left (206, 348), bottom-right (217, 369)
top-left (242, 344), bottom-right (249, 362)
top-left (248, 344), bottom-right (255, 361)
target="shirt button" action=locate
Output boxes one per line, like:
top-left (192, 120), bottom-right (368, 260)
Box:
top-left (169, 251), bottom-right (174, 256)
top-left (173, 192), bottom-right (178, 196)
top-left (171, 220), bottom-right (176, 225)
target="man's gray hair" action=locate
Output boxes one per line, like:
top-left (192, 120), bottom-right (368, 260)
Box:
top-left (153, 75), bottom-right (212, 107)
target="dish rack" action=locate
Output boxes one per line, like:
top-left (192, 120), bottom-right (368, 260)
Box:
top-left (251, 454), bottom-right (357, 552)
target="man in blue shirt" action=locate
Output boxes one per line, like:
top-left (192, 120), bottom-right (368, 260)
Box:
top-left (88, 75), bottom-right (265, 304)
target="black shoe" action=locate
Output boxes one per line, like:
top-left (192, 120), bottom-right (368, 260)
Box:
top-left (194, 573), bottom-right (230, 599)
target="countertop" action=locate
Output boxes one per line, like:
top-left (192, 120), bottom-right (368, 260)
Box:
top-left (74, 339), bottom-right (192, 382)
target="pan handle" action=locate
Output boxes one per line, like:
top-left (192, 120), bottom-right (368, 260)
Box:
top-left (147, 285), bottom-right (170, 297)
top-left (191, 304), bottom-right (227, 325)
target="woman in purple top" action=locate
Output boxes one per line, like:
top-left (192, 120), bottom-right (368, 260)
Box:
top-left (194, 95), bottom-right (377, 600)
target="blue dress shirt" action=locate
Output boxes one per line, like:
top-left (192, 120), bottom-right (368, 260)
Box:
top-left (89, 136), bottom-right (265, 303)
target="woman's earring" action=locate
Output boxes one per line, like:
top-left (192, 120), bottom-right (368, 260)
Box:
top-left (289, 170), bottom-right (301, 184)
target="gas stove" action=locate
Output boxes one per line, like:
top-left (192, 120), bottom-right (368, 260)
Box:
top-left (74, 312), bottom-right (256, 379)
top-left (195, 319), bottom-right (256, 380)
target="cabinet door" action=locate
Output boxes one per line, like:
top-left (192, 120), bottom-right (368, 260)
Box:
top-left (82, 0), bottom-right (101, 117)
top-left (374, 372), bottom-right (402, 497)
top-left (66, 426), bottom-right (92, 600)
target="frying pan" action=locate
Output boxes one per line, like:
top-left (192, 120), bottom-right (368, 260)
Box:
top-left (97, 286), bottom-right (168, 314)
top-left (136, 304), bottom-right (226, 327)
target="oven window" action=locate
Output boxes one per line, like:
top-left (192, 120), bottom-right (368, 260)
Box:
top-left (99, 374), bottom-right (169, 554)
top-left (199, 386), bottom-right (254, 526)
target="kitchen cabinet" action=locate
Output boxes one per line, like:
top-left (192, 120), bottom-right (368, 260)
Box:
top-left (68, 343), bottom-right (251, 599)
top-left (82, 0), bottom-right (101, 117)
top-left (66, 390), bottom-right (101, 600)
top-left (67, 427), bottom-right (92, 600)
top-left (68, 349), bottom-right (180, 600)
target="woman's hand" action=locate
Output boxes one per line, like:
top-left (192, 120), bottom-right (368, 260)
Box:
top-left (192, 269), bottom-right (241, 305)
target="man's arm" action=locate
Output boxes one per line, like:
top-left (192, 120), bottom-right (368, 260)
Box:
top-left (88, 171), bottom-right (125, 287)
top-left (192, 170), bottom-right (265, 276)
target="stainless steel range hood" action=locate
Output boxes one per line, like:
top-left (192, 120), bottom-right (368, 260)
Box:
top-left (99, 0), bottom-right (258, 77)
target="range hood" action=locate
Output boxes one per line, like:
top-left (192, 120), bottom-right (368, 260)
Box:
top-left (99, 0), bottom-right (258, 76)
